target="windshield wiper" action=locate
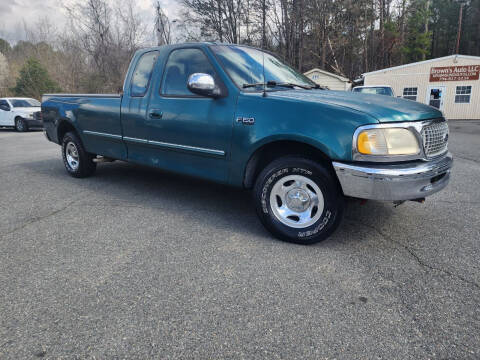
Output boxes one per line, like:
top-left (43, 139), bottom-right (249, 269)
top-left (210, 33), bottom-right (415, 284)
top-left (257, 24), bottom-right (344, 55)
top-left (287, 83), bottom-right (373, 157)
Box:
top-left (242, 80), bottom-right (312, 90)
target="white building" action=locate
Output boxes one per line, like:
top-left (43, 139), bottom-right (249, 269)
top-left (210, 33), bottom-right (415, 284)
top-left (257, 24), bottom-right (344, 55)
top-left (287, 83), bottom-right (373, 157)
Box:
top-left (304, 68), bottom-right (352, 91)
top-left (362, 55), bottom-right (480, 120)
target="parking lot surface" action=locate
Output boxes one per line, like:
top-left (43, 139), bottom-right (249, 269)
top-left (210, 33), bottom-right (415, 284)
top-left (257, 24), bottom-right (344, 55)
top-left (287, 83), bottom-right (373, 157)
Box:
top-left (0, 122), bottom-right (479, 359)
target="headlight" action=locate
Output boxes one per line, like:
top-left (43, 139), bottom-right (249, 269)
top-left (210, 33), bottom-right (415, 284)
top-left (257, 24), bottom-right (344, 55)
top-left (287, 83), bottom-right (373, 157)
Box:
top-left (357, 128), bottom-right (420, 156)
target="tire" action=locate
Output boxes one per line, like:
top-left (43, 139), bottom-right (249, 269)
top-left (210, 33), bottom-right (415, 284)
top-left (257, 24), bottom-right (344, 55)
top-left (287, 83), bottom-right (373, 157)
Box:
top-left (61, 131), bottom-right (96, 178)
top-left (253, 156), bottom-right (344, 245)
top-left (15, 117), bottom-right (28, 132)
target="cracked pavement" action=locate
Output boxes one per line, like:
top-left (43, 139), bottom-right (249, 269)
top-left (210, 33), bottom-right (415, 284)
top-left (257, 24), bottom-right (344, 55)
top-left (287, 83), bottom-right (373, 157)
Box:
top-left (0, 121), bottom-right (479, 359)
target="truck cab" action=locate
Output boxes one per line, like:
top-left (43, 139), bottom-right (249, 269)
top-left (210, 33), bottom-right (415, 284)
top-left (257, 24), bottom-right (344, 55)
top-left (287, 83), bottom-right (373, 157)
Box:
top-left (42, 43), bottom-right (452, 244)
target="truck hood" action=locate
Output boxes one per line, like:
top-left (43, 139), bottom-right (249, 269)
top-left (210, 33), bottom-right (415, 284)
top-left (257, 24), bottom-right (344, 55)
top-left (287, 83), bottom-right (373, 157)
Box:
top-left (268, 89), bottom-right (443, 123)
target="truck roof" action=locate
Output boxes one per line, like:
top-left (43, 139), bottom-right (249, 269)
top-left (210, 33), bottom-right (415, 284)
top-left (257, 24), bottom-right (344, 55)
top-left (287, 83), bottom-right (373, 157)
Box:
top-left (133, 42), bottom-right (261, 56)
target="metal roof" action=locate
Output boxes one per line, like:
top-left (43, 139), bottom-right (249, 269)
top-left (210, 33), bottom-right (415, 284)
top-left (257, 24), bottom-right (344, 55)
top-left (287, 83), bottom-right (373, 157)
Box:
top-left (303, 68), bottom-right (350, 82)
top-left (362, 54), bottom-right (480, 76)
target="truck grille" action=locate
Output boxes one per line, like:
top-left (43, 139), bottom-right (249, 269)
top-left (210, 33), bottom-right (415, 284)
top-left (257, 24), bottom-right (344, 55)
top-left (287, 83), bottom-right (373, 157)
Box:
top-left (421, 120), bottom-right (449, 158)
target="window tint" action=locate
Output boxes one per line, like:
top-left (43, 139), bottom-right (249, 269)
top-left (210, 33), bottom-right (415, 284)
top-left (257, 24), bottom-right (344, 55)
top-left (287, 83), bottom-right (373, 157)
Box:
top-left (131, 51), bottom-right (159, 97)
top-left (403, 87), bottom-right (417, 101)
top-left (161, 48), bottom-right (217, 96)
top-left (455, 85), bottom-right (471, 103)
top-left (10, 98), bottom-right (40, 107)
top-left (354, 87), bottom-right (393, 96)
top-left (0, 100), bottom-right (10, 110)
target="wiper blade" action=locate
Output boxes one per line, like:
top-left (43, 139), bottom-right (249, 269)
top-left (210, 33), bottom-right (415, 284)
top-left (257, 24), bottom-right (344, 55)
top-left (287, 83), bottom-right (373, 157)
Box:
top-left (242, 80), bottom-right (311, 90)
top-left (275, 82), bottom-right (313, 90)
top-left (242, 82), bottom-right (268, 88)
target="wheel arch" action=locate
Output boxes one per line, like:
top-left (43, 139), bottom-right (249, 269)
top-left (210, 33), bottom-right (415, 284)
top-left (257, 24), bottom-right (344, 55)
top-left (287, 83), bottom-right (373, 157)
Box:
top-left (243, 138), bottom-right (336, 189)
top-left (57, 119), bottom-right (78, 144)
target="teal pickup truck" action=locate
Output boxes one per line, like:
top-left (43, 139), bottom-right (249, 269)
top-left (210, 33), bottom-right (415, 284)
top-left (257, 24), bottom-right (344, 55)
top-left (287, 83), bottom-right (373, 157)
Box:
top-left (42, 43), bottom-right (452, 244)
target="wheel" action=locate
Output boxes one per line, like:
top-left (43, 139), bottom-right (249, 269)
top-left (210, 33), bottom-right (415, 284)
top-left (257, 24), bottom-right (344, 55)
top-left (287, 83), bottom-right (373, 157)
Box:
top-left (15, 117), bottom-right (28, 132)
top-left (61, 131), bottom-right (96, 178)
top-left (253, 156), bottom-right (344, 245)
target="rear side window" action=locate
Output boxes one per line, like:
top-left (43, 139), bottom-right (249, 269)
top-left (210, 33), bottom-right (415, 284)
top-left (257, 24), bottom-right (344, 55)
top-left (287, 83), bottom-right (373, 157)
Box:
top-left (130, 51), bottom-right (159, 97)
top-left (161, 48), bottom-right (217, 96)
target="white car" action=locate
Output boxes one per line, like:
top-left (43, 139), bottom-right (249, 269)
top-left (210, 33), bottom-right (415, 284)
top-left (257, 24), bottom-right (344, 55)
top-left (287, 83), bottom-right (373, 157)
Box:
top-left (0, 97), bottom-right (42, 132)
top-left (352, 85), bottom-right (395, 97)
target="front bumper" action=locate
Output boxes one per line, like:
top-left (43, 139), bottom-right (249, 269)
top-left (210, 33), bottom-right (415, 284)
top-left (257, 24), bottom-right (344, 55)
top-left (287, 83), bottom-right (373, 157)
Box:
top-left (333, 152), bottom-right (453, 201)
top-left (25, 118), bottom-right (43, 128)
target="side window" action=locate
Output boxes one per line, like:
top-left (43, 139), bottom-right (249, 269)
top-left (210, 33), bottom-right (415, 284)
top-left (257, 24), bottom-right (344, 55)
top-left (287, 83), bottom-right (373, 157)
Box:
top-left (0, 100), bottom-right (10, 111)
top-left (403, 87), bottom-right (417, 101)
top-left (130, 51), bottom-right (159, 97)
top-left (161, 48), bottom-right (217, 96)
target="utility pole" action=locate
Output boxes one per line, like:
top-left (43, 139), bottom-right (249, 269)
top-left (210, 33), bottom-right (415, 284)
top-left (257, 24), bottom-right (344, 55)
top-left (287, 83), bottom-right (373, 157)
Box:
top-left (455, 0), bottom-right (468, 54)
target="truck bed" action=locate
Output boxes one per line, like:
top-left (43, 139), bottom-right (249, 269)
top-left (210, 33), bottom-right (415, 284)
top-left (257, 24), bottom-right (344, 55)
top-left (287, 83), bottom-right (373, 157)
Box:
top-left (42, 93), bottom-right (126, 160)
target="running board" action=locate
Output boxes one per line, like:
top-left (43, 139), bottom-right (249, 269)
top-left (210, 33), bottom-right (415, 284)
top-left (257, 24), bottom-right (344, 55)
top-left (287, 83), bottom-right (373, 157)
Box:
top-left (93, 156), bottom-right (116, 163)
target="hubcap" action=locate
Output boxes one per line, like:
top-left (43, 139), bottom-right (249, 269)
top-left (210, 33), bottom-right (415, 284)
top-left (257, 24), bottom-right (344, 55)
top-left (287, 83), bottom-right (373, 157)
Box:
top-left (269, 174), bottom-right (324, 229)
top-left (66, 142), bottom-right (79, 170)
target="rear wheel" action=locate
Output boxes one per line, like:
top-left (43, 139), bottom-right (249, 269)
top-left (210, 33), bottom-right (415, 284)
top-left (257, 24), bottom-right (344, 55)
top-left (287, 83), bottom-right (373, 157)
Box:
top-left (61, 131), bottom-right (96, 178)
top-left (253, 156), bottom-right (344, 245)
top-left (15, 117), bottom-right (28, 132)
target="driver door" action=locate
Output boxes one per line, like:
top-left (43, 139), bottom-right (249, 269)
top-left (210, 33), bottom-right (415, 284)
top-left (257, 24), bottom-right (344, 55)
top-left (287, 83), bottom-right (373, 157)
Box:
top-left (0, 99), bottom-right (11, 126)
top-left (130, 47), bottom-right (236, 183)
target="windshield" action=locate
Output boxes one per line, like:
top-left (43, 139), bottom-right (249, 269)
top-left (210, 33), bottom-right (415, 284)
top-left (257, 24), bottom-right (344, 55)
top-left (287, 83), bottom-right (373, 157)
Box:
top-left (11, 99), bottom-right (41, 107)
top-left (353, 87), bottom-right (393, 96)
top-left (210, 45), bottom-right (316, 91)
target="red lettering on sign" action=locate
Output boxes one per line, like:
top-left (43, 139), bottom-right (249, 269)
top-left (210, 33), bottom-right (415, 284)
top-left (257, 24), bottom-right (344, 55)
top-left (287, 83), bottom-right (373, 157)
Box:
top-left (430, 65), bottom-right (480, 82)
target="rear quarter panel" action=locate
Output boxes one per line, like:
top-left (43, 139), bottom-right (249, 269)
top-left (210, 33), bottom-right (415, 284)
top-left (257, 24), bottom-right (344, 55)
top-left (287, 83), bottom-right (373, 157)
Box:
top-left (42, 95), bottom-right (126, 160)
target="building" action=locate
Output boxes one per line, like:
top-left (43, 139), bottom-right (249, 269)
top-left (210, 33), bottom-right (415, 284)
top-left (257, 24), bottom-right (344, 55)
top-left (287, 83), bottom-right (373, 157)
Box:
top-left (362, 55), bottom-right (480, 120)
top-left (304, 68), bottom-right (352, 91)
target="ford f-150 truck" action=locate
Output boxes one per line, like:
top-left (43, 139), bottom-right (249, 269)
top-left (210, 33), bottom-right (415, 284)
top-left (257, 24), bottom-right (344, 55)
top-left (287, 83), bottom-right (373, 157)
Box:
top-left (42, 43), bottom-right (452, 244)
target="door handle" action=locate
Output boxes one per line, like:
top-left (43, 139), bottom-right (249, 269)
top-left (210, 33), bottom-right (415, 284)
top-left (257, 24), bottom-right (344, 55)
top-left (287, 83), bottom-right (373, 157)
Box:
top-left (149, 111), bottom-right (162, 119)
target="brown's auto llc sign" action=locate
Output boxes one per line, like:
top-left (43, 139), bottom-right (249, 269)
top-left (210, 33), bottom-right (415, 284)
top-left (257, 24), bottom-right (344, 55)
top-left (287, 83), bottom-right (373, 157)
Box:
top-left (430, 65), bottom-right (480, 82)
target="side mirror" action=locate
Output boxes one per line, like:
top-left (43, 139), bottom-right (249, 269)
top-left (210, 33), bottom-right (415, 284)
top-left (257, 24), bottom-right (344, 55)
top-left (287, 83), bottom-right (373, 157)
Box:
top-left (187, 73), bottom-right (222, 98)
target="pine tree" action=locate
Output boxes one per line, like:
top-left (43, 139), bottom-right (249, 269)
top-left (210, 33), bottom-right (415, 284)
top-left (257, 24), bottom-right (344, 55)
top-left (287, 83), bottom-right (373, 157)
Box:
top-left (11, 58), bottom-right (61, 99)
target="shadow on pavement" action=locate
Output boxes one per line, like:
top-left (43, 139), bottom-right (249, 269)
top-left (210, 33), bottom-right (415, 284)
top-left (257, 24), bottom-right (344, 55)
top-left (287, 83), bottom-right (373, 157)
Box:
top-left (18, 157), bottom-right (395, 245)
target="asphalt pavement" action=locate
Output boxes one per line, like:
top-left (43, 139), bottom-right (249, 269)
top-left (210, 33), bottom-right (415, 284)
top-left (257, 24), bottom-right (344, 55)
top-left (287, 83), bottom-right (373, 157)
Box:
top-left (0, 122), bottom-right (479, 359)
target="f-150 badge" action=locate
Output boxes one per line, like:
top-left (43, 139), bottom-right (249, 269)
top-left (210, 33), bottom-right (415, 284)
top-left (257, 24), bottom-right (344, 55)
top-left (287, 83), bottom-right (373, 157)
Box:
top-left (236, 117), bottom-right (255, 125)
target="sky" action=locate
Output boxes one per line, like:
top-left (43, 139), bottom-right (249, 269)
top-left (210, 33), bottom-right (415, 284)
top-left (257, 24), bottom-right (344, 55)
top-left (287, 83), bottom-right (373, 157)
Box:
top-left (0, 0), bottom-right (182, 44)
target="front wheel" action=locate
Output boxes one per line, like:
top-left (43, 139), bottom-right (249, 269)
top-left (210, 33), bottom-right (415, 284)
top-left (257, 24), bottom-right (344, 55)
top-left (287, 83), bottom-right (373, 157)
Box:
top-left (15, 118), bottom-right (28, 132)
top-left (61, 131), bottom-right (96, 178)
top-left (253, 156), bottom-right (344, 245)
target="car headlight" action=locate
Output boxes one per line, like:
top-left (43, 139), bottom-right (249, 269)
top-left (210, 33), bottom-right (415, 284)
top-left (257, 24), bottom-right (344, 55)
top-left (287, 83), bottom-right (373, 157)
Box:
top-left (356, 127), bottom-right (420, 156)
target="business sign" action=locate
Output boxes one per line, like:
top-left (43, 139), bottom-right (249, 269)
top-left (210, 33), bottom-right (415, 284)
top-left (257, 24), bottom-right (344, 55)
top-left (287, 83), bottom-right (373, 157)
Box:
top-left (430, 65), bottom-right (480, 82)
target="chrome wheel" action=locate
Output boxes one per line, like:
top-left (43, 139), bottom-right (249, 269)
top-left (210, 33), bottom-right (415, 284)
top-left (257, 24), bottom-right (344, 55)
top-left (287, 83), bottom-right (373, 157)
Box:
top-left (65, 142), bottom-right (79, 170)
top-left (16, 119), bottom-right (25, 131)
top-left (269, 174), bottom-right (324, 229)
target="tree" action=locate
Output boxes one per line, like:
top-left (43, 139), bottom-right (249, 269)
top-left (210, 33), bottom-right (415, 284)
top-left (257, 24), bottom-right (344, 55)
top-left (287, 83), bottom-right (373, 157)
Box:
top-left (11, 58), bottom-right (61, 99)
top-left (402, 0), bottom-right (432, 62)
top-left (0, 38), bottom-right (11, 55)
top-left (0, 53), bottom-right (8, 97)
top-left (155, 2), bottom-right (171, 45)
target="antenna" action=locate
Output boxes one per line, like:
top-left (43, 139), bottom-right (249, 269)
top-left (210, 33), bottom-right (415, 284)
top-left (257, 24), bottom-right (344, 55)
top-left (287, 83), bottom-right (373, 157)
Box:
top-left (262, 49), bottom-right (267, 97)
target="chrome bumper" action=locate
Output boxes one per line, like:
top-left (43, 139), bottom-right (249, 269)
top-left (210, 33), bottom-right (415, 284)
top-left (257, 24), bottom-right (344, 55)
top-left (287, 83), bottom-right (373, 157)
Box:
top-left (333, 153), bottom-right (453, 201)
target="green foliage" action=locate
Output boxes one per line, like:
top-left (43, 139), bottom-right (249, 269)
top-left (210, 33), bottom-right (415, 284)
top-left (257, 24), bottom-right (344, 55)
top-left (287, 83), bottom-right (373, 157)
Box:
top-left (402, 0), bottom-right (432, 62)
top-left (0, 38), bottom-right (11, 55)
top-left (11, 58), bottom-right (61, 99)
